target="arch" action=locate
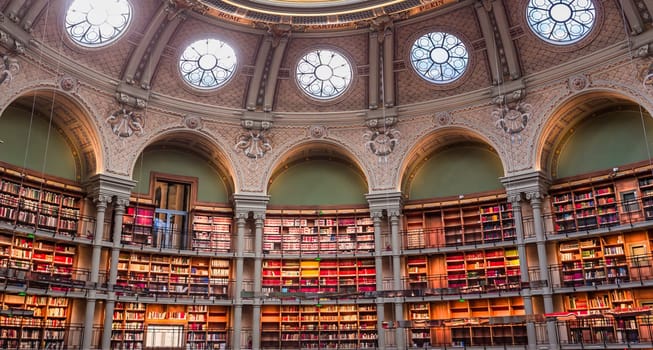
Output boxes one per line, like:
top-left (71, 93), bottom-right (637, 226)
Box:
top-left (0, 87), bottom-right (104, 181)
top-left (128, 129), bottom-right (237, 201)
top-left (265, 140), bottom-right (371, 205)
top-left (400, 126), bottom-right (507, 198)
top-left (535, 89), bottom-right (653, 178)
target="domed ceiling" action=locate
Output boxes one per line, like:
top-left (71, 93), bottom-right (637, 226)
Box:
top-left (200, 0), bottom-right (455, 30)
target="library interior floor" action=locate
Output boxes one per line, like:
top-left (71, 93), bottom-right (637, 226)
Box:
top-left (4, 0), bottom-right (653, 349)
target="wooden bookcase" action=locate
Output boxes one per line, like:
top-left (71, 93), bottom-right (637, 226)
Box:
top-left (259, 304), bottom-right (377, 349)
top-left (406, 256), bottom-right (429, 290)
top-left (111, 303), bottom-right (230, 350)
top-left (551, 184), bottom-right (619, 233)
top-left (408, 302), bottom-right (431, 347)
top-left (558, 235), bottom-right (629, 287)
top-left (0, 293), bottom-right (70, 349)
top-left (261, 258), bottom-right (375, 295)
top-left (191, 213), bottom-right (232, 252)
top-left (403, 198), bottom-right (515, 248)
top-left (445, 248), bottom-right (520, 292)
top-left (638, 175), bottom-right (653, 219)
top-left (0, 176), bottom-right (81, 236)
top-left (263, 211), bottom-right (374, 255)
top-left (122, 206), bottom-right (155, 245)
top-left (115, 252), bottom-right (231, 298)
top-left (446, 297), bottom-right (526, 346)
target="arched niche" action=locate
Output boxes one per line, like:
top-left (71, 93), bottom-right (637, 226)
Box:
top-left (0, 90), bottom-right (102, 181)
top-left (402, 128), bottom-right (505, 200)
top-left (538, 92), bottom-right (653, 179)
top-left (267, 142), bottom-right (369, 207)
top-left (131, 131), bottom-right (235, 204)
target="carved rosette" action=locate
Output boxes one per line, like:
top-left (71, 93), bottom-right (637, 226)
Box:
top-left (568, 74), bottom-right (589, 91)
top-left (434, 111), bottom-right (452, 126)
top-left (183, 115), bottom-right (203, 129)
top-left (493, 102), bottom-right (531, 142)
top-left (0, 55), bottom-right (19, 87)
top-left (308, 125), bottom-right (327, 138)
top-left (58, 76), bottom-right (78, 92)
top-left (106, 108), bottom-right (145, 137)
top-left (235, 130), bottom-right (272, 159)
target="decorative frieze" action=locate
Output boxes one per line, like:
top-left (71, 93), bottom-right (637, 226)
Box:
top-left (106, 108), bottom-right (145, 137)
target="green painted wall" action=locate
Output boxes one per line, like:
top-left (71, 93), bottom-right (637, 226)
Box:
top-left (0, 107), bottom-right (77, 180)
top-left (132, 149), bottom-right (229, 203)
top-left (408, 146), bottom-right (504, 200)
top-left (268, 160), bottom-right (368, 206)
top-left (556, 111), bottom-right (653, 178)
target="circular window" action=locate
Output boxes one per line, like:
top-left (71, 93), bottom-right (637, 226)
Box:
top-left (410, 32), bottom-right (469, 84)
top-left (179, 39), bottom-right (237, 89)
top-left (65, 0), bottom-right (132, 47)
top-left (526, 0), bottom-right (596, 44)
top-left (296, 49), bottom-right (352, 100)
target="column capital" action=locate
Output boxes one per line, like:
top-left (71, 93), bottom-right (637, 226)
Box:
top-left (232, 193), bottom-right (270, 217)
top-left (253, 211), bottom-right (266, 222)
top-left (366, 191), bottom-right (403, 216)
top-left (507, 193), bottom-right (523, 204)
top-left (501, 170), bottom-right (550, 199)
top-left (84, 173), bottom-right (137, 202)
top-left (525, 191), bottom-right (545, 202)
top-left (370, 210), bottom-right (384, 219)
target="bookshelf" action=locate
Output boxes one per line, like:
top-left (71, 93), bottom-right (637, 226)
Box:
top-left (408, 302), bottom-right (431, 347)
top-left (115, 252), bottom-right (231, 298)
top-left (558, 235), bottom-right (629, 287)
top-left (406, 256), bottom-right (429, 290)
top-left (446, 297), bottom-right (526, 347)
top-left (0, 293), bottom-right (70, 349)
top-left (551, 184), bottom-right (619, 233)
top-left (122, 206), bottom-right (155, 245)
top-left (261, 258), bottom-right (375, 295)
top-left (191, 213), bottom-right (232, 252)
top-left (259, 304), bottom-right (377, 349)
top-left (111, 303), bottom-right (230, 350)
top-left (638, 175), bottom-right (653, 219)
top-left (403, 199), bottom-right (515, 248)
top-left (0, 177), bottom-right (81, 236)
top-left (263, 212), bottom-right (374, 255)
top-left (445, 248), bottom-right (520, 292)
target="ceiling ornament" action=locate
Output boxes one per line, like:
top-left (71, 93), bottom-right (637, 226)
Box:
top-left (364, 116), bottom-right (400, 157)
top-left (236, 119), bottom-right (272, 159)
top-left (183, 115), bottom-right (203, 130)
top-left (493, 101), bottom-right (531, 143)
top-left (106, 108), bottom-right (145, 137)
top-left (58, 76), bottom-right (79, 92)
top-left (309, 125), bottom-right (327, 139)
top-left (568, 74), bottom-right (589, 91)
top-left (434, 111), bottom-right (452, 126)
top-left (0, 55), bottom-right (19, 87)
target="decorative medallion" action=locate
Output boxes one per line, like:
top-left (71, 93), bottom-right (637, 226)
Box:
top-left (183, 115), bottom-right (202, 129)
top-left (364, 126), bottom-right (400, 156)
top-left (59, 76), bottom-right (78, 91)
top-left (435, 111), bottom-right (452, 126)
top-left (235, 130), bottom-right (272, 159)
top-left (106, 108), bottom-right (144, 137)
top-left (568, 74), bottom-right (588, 91)
top-left (0, 55), bottom-right (19, 86)
top-left (493, 102), bottom-right (531, 142)
top-left (309, 125), bottom-right (326, 138)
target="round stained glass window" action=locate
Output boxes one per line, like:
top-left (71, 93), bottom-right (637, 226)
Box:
top-left (527, 0), bottom-right (596, 44)
top-left (179, 39), bottom-right (237, 89)
top-left (65, 0), bottom-right (132, 47)
top-left (296, 49), bottom-right (352, 100)
top-left (410, 32), bottom-right (468, 84)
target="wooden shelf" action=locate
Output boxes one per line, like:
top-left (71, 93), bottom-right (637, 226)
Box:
top-left (191, 213), bottom-right (232, 252)
top-left (558, 235), bottom-right (629, 287)
top-left (115, 252), bottom-right (230, 298)
top-left (262, 258), bottom-right (375, 295)
top-left (260, 304), bottom-right (377, 349)
top-left (445, 248), bottom-right (520, 292)
top-left (263, 212), bottom-right (374, 255)
top-left (0, 177), bottom-right (81, 236)
top-left (551, 184), bottom-right (619, 233)
top-left (0, 293), bottom-right (70, 349)
top-left (121, 206), bottom-right (155, 246)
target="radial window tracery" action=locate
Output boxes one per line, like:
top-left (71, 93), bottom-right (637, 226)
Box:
top-left (296, 49), bottom-right (352, 100)
top-left (179, 39), bottom-right (237, 89)
top-left (410, 32), bottom-right (468, 84)
top-left (65, 0), bottom-right (132, 47)
top-left (526, 0), bottom-right (596, 45)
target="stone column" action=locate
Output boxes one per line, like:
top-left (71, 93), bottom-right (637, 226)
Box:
top-left (369, 31), bottom-right (380, 109)
top-left (252, 212), bottom-right (265, 350)
top-left (101, 198), bottom-right (128, 349)
top-left (371, 210), bottom-right (385, 349)
top-left (82, 195), bottom-right (109, 350)
top-left (510, 194), bottom-right (536, 350)
top-left (390, 209), bottom-right (406, 350)
top-left (527, 191), bottom-right (558, 350)
top-left (232, 211), bottom-right (246, 350)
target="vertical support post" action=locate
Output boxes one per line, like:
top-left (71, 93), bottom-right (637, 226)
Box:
top-left (101, 199), bottom-right (127, 350)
